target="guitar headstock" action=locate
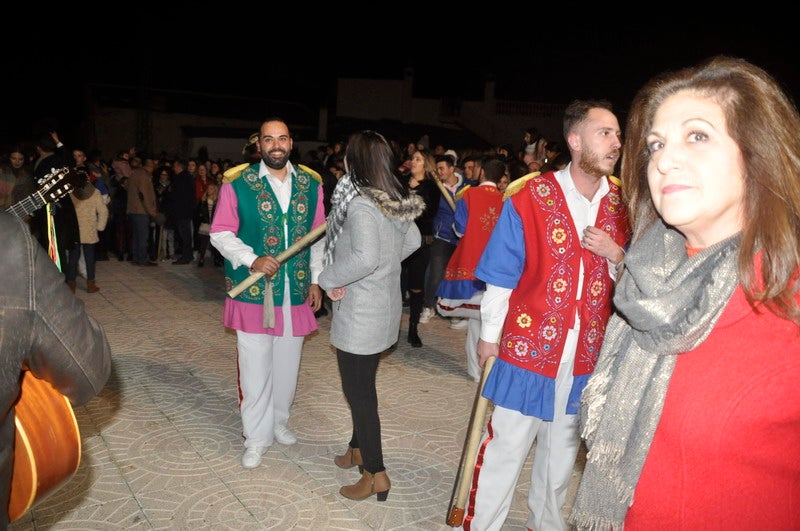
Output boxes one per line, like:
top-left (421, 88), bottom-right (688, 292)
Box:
top-left (37, 167), bottom-right (85, 205)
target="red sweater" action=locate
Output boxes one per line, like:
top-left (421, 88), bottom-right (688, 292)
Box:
top-left (625, 285), bottom-right (800, 529)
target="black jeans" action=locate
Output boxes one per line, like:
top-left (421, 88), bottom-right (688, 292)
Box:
top-left (424, 238), bottom-right (456, 308)
top-left (336, 349), bottom-right (384, 474)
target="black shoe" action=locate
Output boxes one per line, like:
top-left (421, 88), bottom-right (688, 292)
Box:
top-left (197, 260), bottom-right (204, 267)
top-left (117, 254), bottom-right (125, 262)
top-left (408, 328), bottom-right (422, 348)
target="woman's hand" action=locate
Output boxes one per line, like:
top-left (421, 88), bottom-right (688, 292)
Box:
top-left (326, 286), bottom-right (346, 301)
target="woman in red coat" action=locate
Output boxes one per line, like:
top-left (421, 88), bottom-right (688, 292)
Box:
top-left (571, 56), bottom-right (800, 530)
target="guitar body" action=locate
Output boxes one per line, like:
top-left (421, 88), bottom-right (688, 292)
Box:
top-left (9, 372), bottom-right (81, 522)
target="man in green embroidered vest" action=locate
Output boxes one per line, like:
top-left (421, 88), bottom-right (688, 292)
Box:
top-left (210, 118), bottom-right (326, 469)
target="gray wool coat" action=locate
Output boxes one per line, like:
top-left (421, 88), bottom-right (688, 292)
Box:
top-left (319, 191), bottom-right (423, 354)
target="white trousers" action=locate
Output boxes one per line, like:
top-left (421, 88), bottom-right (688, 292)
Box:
top-left (466, 316), bottom-right (482, 382)
top-left (460, 330), bottom-right (580, 531)
top-left (236, 322), bottom-right (303, 449)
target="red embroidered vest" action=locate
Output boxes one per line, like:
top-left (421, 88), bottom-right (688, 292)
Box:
top-left (499, 172), bottom-right (629, 378)
top-left (443, 185), bottom-right (503, 283)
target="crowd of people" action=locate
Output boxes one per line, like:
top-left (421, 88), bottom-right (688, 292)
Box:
top-left (2, 55), bottom-right (799, 530)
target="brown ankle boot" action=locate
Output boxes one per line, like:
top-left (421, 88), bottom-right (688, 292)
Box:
top-left (87, 280), bottom-right (100, 293)
top-left (339, 470), bottom-right (391, 502)
top-left (67, 281), bottom-right (77, 294)
top-left (334, 446), bottom-right (363, 472)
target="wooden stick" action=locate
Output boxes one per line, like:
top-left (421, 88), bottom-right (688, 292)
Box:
top-left (226, 222), bottom-right (328, 298)
top-left (446, 355), bottom-right (496, 527)
top-left (432, 175), bottom-right (457, 211)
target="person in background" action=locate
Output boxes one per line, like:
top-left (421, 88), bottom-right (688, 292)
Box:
top-left (0, 211), bottom-right (112, 529)
top-left (458, 100), bottom-right (630, 531)
top-left (154, 165), bottom-right (176, 261)
top-left (31, 133), bottom-right (78, 271)
top-left (570, 56), bottom-right (800, 531)
top-left (126, 157), bottom-right (158, 266)
top-left (195, 180), bottom-right (222, 267)
top-left (66, 170), bottom-right (108, 293)
top-left (436, 157), bottom-right (505, 381)
top-left (420, 154), bottom-right (469, 329)
top-left (210, 118), bottom-right (325, 469)
top-left (170, 159), bottom-right (196, 265)
top-left (401, 147), bottom-right (441, 347)
top-left (319, 130), bottom-right (423, 502)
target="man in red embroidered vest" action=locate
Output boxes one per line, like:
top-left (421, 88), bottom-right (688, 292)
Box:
top-left (457, 100), bottom-right (630, 531)
top-left (210, 118), bottom-right (325, 470)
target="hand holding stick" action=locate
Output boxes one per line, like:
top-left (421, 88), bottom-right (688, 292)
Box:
top-left (226, 222), bottom-right (328, 299)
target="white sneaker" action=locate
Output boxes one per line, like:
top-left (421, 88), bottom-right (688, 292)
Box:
top-left (418, 307), bottom-right (436, 324)
top-left (241, 446), bottom-right (268, 469)
top-left (274, 425), bottom-right (297, 445)
top-left (450, 318), bottom-right (468, 330)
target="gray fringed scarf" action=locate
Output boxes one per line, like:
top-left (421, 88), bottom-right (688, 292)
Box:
top-left (324, 173), bottom-right (358, 266)
top-left (323, 173), bottom-right (425, 266)
top-left (569, 220), bottom-right (742, 530)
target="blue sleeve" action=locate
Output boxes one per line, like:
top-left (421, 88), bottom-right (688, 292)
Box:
top-left (454, 198), bottom-right (468, 235)
top-left (474, 200), bottom-right (524, 289)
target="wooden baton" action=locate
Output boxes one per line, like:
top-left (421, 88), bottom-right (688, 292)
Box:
top-left (446, 355), bottom-right (496, 527)
top-left (226, 222), bottom-right (327, 299)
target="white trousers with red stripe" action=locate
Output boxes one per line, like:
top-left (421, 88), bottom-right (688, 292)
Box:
top-left (236, 316), bottom-right (303, 449)
top-left (459, 330), bottom-right (580, 531)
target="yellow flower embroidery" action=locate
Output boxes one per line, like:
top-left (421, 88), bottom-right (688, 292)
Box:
top-left (517, 313), bottom-right (532, 328)
top-left (551, 227), bottom-right (567, 244)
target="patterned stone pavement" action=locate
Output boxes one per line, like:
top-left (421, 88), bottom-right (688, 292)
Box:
top-left (10, 257), bottom-right (584, 530)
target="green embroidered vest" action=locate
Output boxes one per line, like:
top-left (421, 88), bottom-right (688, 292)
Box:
top-left (225, 163), bottom-right (318, 306)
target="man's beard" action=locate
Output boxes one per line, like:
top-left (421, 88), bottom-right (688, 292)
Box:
top-left (578, 148), bottom-right (618, 177)
top-left (262, 149), bottom-right (289, 170)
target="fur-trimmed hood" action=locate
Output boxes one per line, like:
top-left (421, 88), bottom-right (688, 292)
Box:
top-left (358, 187), bottom-right (425, 223)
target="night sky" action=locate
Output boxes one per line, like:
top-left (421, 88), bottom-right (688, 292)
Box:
top-left (5, 11), bottom-right (798, 149)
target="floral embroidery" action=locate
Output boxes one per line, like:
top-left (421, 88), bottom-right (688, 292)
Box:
top-left (248, 285), bottom-right (261, 297)
top-left (266, 236), bottom-right (279, 247)
top-left (517, 313), bottom-right (532, 328)
top-left (296, 270), bottom-right (306, 280)
top-left (513, 341), bottom-right (530, 357)
top-left (552, 277), bottom-right (567, 293)
top-left (261, 201), bottom-right (272, 213)
top-left (542, 324), bottom-right (557, 341)
top-left (590, 279), bottom-right (604, 297)
top-left (535, 183), bottom-right (551, 197)
top-left (551, 226), bottom-right (567, 244)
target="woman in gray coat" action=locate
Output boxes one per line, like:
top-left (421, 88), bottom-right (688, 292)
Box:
top-left (318, 130), bottom-right (424, 502)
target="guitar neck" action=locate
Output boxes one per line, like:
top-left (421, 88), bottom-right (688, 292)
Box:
top-left (6, 191), bottom-right (45, 218)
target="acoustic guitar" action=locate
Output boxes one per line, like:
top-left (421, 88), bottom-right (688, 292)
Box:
top-left (7, 166), bottom-right (84, 522)
top-left (9, 372), bottom-right (81, 522)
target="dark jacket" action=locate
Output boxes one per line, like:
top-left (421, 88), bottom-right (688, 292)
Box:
top-left (0, 213), bottom-right (111, 527)
top-left (170, 170), bottom-right (197, 219)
